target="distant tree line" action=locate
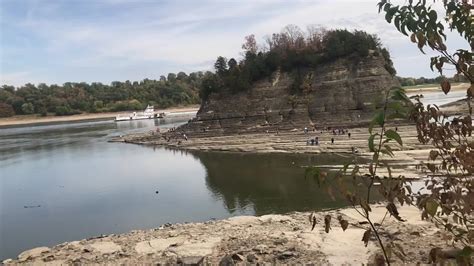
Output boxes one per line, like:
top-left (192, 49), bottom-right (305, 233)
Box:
top-left (200, 25), bottom-right (396, 100)
top-left (396, 74), bottom-right (468, 87)
top-left (0, 72), bottom-right (203, 117)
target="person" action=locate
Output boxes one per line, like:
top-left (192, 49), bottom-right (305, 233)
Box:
top-left (331, 137), bottom-right (334, 144)
top-left (395, 126), bottom-right (398, 132)
top-left (315, 137), bottom-right (319, 145)
top-left (311, 138), bottom-right (315, 145)
top-left (348, 132), bottom-right (351, 138)
top-left (304, 127), bottom-right (308, 134)
top-left (183, 133), bottom-right (188, 141)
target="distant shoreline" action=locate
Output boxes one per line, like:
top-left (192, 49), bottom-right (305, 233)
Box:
top-left (0, 105), bottom-right (200, 128)
top-left (403, 82), bottom-right (469, 93)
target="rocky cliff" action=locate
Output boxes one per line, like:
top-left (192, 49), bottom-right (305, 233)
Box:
top-left (180, 54), bottom-right (399, 136)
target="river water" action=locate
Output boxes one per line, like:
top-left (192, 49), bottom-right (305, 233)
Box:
top-left (0, 116), bottom-right (358, 260)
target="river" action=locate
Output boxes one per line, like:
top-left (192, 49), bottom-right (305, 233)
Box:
top-left (0, 116), bottom-right (357, 260)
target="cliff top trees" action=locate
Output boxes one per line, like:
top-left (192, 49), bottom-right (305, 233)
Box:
top-left (200, 25), bottom-right (393, 100)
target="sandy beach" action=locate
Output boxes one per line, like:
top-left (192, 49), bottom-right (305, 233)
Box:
top-left (403, 82), bottom-right (469, 94)
top-left (0, 105), bottom-right (200, 127)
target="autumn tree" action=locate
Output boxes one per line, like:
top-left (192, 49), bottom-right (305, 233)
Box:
top-left (242, 34), bottom-right (258, 54)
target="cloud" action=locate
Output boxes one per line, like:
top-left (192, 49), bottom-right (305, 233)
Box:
top-left (0, 71), bottom-right (33, 86)
top-left (0, 0), bottom-right (468, 86)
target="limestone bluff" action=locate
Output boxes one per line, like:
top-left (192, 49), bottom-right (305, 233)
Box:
top-left (179, 52), bottom-right (399, 137)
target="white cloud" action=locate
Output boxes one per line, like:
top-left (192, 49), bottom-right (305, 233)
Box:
top-left (0, 71), bottom-right (34, 86)
top-left (1, 0), bottom-right (470, 85)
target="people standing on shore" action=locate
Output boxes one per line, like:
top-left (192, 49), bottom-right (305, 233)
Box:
top-left (348, 132), bottom-right (351, 138)
top-left (331, 137), bottom-right (334, 144)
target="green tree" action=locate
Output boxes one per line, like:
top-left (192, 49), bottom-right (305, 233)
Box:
top-left (21, 103), bottom-right (35, 114)
top-left (214, 56), bottom-right (228, 76)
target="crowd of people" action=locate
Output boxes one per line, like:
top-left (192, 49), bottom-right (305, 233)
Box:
top-left (304, 126), bottom-right (357, 153)
top-left (152, 124), bottom-right (360, 153)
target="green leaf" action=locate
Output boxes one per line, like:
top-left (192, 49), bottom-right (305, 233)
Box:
top-left (368, 134), bottom-right (377, 152)
top-left (382, 144), bottom-right (394, 157)
top-left (385, 129), bottom-right (403, 146)
top-left (373, 111), bottom-right (385, 127)
top-left (425, 199), bottom-right (438, 217)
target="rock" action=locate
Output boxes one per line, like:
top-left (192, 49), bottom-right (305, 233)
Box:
top-left (88, 241), bottom-right (122, 254)
top-left (219, 255), bottom-right (235, 266)
top-left (2, 259), bottom-right (13, 264)
top-left (168, 237), bottom-right (221, 257)
top-left (253, 244), bottom-right (268, 254)
top-left (231, 253), bottom-right (245, 261)
top-left (278, 251), bottom-right (296, 260)
top-left (177, 256), bottom-right (205, 265)
top-left (246, 253), bottom-right (259, 263)
top-left (18, 247), bottom-right (51, 261)
top-left (273, 238), bottom-right (288, 245)
top-left (173, 55), bottom-right (398, 137)
top-left (135, 237), bottom-right (185, 254)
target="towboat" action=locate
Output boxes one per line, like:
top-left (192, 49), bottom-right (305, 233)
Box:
top-left (115, 105), bottom-right (157, 121)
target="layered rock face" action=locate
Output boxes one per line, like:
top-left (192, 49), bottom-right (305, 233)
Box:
top-left (180, 54), bottom-right (399, 136)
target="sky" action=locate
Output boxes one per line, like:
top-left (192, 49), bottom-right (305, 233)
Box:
top-left (0, 0), bottom-right (469, 86)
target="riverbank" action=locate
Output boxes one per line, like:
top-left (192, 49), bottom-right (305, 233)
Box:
top-left (3, 205), bottom-right (454, 265)
top-left (113, 123), bottom-right (431, 179)
top-left (403, 82), bottom-right (469, 93)
top-left (0, 105), bottom-right (199, 127)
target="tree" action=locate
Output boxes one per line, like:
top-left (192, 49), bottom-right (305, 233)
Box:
top-left (21, 103), bottom-right (34, 114)
top-left (177, 72), bottom-right (188, 81)
top-left (167, 73), bottom-right (177, 82)
top-left (228, 58), bottom-right (238, 70)
top-left (0, 103), bottom-right (15, 117)
top-left (242, 34), bottom-right (257, 54)
top-left (214, 56), bottom-right (228, 76)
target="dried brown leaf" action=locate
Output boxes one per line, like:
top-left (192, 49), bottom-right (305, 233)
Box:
top-left (339, 219), bottom-right (349, 231)
top-left (309, 212), bottom-right (317, 231)
top-left (362, 229), bottom-right (371, 247)
top-left (324, 215), bottom-right (331, 233)
top-left (441, 80), bottom-right (451, 95)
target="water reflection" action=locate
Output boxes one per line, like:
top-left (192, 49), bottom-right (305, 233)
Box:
top-left (194, 151), bottom-right (373, 215)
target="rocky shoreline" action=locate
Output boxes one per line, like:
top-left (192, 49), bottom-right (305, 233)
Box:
top-left (3, 205), bottom-right (453, 265)
top-left (112, 123), bottom-right (431, 179)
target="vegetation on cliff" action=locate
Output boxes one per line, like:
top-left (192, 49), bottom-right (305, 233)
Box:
top-left (0, 73), bottom-right (202, 117)
top-left (200, 26), bottom-right (396, 100)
